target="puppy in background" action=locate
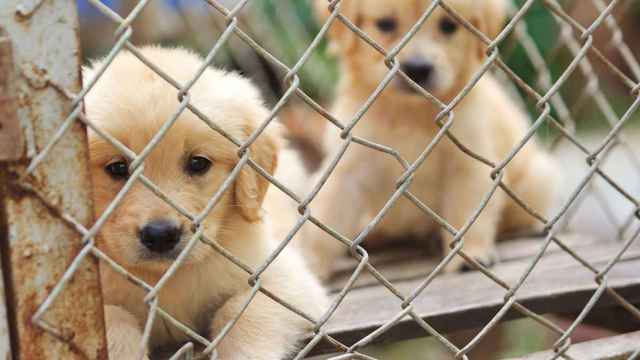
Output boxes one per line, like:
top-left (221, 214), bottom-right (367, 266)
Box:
top-left (85, 46), bottom-right (328, 359)
top-left (306, 0), bottom-right (558, 279)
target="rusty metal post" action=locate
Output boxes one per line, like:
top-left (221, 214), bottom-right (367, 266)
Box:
top-left (0, 1), bottom-right (108, 359)
top-left (0, 28), bottom-right (15, 360)
top-left (0, 253), bottom-right (11, 359)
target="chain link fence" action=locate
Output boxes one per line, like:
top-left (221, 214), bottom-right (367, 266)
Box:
top-left (1, 0), bottom-right (640, 359)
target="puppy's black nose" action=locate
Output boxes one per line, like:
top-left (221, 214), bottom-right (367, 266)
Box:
top-left (139, 220), bottom-right (181, 253)
top-left (401, 58), bottom-right (434, 85)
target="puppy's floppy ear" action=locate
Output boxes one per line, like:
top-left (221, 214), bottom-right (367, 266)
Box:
top-left (475, 0), bottom-right (507, 58)
top-left (314, 0), bottom-right (362, 54)
top-left (234, 124), bottom-right (280, 222)
top-left (482, 0), bottom-right (507, 39)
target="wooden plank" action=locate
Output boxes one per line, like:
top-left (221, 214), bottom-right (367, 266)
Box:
top-left (310, 239), bottom-right (640, 355)
top-left (575, 305), bottom-right (640, 333)
top-left (504, 331), bottom-right (640, 360)
top-left (328, 232), bottom-right (600, 292)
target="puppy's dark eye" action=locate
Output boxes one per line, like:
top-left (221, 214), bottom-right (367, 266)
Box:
top-left (376, 17), bottom-right (397, 33)
top-left (439, 17), bottom-right (458, 35)
top-left (187, 155), bottom-right (212, 175)
top-left (105, 160), bottom-right (129, 180)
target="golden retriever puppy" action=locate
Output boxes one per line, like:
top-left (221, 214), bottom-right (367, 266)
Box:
top-left (85, 46), bottom-right (328, 359)
top-left (306, 0), bottom-right (558, 278)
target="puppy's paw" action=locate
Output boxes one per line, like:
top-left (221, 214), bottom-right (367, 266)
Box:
top-left (459, 255), bottom-right (496, 272)
top-left (104, 305), bottom-right (148, 360)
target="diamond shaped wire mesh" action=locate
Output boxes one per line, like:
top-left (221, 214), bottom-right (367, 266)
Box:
top-left (2, 0), bottom-right (640, 359)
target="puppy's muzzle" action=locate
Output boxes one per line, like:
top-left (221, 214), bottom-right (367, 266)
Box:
top-left (139, 219), bottom-right (181, 253)
top-left (400, 57), bottom-right (434, 87)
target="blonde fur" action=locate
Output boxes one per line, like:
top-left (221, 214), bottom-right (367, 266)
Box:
top-left (305, 0), bottom-right (558, 278)
top-left (85, 46), bottom-right (328, 359)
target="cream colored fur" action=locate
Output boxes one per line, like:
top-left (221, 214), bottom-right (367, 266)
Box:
top-left (305, 0), bottom-right (558, 278)
top-left (263, 147), bottom-right (311, 245)
top-left (85, 46), bottom-right (328, 359)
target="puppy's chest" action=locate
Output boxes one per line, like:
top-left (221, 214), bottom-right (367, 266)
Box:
top-left (150, 283), bottom-right (224, 347)
top-left (355, 120), bottom-right (447, 181)
top-left (362, 122), bottom-right (439, 161)
top-left (353, 121), bottom-right (448, 226)
top-left (146, 261), bottom-right (250, 350)
top-left (377, 156), bottom-right (445, 236)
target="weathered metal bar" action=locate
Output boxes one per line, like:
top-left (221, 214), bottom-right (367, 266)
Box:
top-left (0, 257), bottom-right (11, 359)
top-left (0, 1), bottom-right (108, 358)
top-left (0, 29), bottom-right (23, 163)
top-left (0, 26), bottom-right (15, 360)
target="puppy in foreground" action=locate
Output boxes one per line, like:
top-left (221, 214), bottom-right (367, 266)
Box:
top-left (307, 0), bottom-right (558, 278)
top-left (85, 46), bottom-right (328, 359)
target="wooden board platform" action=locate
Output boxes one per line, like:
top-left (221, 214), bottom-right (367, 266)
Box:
top-left (309, 233), bottom-right (640, 355)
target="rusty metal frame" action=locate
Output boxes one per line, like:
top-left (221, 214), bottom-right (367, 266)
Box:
top-left (0, 27), bottom-right (15, 360)
top-left (0, 1), bottom-right (107, 358)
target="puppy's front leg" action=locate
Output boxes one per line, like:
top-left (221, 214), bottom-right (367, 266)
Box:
top-left (440, 159), bottom-right (504, 272)
top-left (104, 304), bottom-right (149, 360)
top-left (302, 167), bottom-right (375, 280)
top-left (211, 290), bottom-right (309, 360)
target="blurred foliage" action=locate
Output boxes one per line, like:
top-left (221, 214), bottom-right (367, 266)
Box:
top-left (250, 0), bottom-right (338, 102)
top-left (78, 0), bottom-right (640, 133)
top-left (503, 0), bottom-right (562, 84)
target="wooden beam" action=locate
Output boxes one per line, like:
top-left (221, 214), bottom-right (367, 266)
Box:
top-left (327, 233), bottom-right (599, 292)
top-left (310, 237), bottom-right (640, 355)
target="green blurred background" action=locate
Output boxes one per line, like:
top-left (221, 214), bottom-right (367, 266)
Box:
top-left (79, 0), bottom-right (640, 136)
